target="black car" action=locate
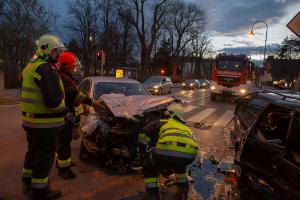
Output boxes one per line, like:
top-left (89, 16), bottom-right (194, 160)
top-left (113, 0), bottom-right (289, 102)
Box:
top-left (181, 79), bottom-right (200, 89)
top-left (233, 90), bottom-right (300, 200)
top-left (199, 79), bottom-right (210, 89)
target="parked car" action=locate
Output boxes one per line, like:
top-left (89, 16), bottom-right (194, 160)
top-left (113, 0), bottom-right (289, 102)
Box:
top-left (181, 79), bottom-right (200, 89)
top-left (143, 76), bottom-right (173, 95)
top-left (199, 79), bottom-right (210, 89)
top-left (79, 77), bottom-right (151, 100)
top-left (233, 90), bottom-right (300, 200)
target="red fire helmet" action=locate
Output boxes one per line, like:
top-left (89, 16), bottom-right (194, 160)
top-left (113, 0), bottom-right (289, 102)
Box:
top-left (57, 51), bottom-right (81, 73)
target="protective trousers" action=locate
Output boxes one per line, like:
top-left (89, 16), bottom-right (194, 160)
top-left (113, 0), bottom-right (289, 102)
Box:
top-left (56, 118), bottom-right (73, 168)
top-left (143, 151), bottom-right (193, 200)
top-left (22, 126), bottom-right (62, 188)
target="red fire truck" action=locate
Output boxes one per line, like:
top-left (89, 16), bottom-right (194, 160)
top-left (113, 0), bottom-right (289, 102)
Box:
top-left (210, 53), bottom-right (257, 100)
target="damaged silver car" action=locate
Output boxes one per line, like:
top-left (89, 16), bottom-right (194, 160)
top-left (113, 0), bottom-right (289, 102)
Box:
top-left (78, 77), bottom-right (175, 173)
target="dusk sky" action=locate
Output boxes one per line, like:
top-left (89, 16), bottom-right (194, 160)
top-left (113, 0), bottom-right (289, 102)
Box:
top-left (43, 0), bottom-right (300, 60)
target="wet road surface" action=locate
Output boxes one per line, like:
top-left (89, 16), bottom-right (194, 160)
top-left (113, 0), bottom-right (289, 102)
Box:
top-left (0, 88), bottom-right (242, 200)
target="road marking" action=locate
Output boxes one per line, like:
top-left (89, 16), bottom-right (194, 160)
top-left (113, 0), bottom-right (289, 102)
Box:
top-left (183, 105), bottom-right (198, 113)
top-left (186, 95), bottom-right (210, 103)
top-left (187, 108), bottom-right (216, 122)
top-left (213, 110), bottom-right (234, 127)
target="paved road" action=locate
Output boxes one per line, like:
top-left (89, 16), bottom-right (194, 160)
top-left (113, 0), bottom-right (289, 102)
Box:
top-left (0, 88), bottom-right (237, 200)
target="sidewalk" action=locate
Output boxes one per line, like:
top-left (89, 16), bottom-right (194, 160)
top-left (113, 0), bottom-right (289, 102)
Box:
top-left (0, 88), bottom-right (20, 105)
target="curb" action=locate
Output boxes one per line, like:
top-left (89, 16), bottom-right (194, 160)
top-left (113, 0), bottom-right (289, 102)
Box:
top-left (0, 98), bottom-right (20, 106)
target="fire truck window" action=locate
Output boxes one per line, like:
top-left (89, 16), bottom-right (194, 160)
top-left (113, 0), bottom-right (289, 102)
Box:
top-left (256, 108), bottom-right (291, 145)
top-left (218, 60), bottom-right (243, 71)
top-left (238, 98), bottom-right (268, 128)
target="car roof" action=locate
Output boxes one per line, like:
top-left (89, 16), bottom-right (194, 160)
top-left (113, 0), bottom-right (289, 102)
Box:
top-left (255, 90), bottom-right (300, 110)
top-left (84, 76), bottom-right (141, 84)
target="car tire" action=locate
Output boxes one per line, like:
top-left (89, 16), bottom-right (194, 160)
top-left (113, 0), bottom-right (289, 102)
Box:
top-left (210, 93), bottom-right (217, 101)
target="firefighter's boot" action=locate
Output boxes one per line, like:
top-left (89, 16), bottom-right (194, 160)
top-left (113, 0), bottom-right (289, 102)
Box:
top-left (32, 186), bottom-right (62, 200)
top-left (22, 177), bottom-right (31, 194)
top-left (58, 166), bottom-right (76, 180)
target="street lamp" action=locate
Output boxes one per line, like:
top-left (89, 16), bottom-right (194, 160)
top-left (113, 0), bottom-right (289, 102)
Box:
top-left (249, 21), bottom-right (268, 87)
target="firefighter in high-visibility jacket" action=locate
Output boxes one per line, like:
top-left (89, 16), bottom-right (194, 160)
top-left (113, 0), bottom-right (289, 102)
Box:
top-left (55, 51), bottom-right (103, 179)
top-left (138, 105), bottom-right (198, 200)
top-left (21, 34), bottom-right (66, 200)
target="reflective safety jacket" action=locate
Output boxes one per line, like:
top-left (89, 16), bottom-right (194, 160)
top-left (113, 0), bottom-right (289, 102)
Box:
top-left (139, 118), bottom-right (198, 159)
top-left (59, 72), bottom-right (92, 115)
top-left (21, 58), bottom-right (66, 128)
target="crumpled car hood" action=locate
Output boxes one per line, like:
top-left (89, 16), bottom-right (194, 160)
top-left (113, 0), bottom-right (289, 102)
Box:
top-left (100, 94), bottom-right (174, 118)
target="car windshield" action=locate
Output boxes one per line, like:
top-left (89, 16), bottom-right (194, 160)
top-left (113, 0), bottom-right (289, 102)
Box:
top-left (185, 79), bottom-right (195, 83)
top-left (218, 60), bottom-right (243, 72)
top-left (94, 82), bottom-right (150, 99)
top-left (144, 76), bottom-right (162, 84)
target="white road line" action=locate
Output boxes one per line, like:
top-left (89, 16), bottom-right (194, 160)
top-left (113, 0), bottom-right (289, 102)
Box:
top-left (213, 110), bottom-right (234, 127)
top-left (183, 105), bottom-right (198, 113)
top-left (187, 108), bottom-right (216, 122)
top-left (186, 95), bottom-right (210, 103)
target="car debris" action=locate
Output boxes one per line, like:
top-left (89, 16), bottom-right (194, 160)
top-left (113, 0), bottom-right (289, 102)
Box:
top-left (79, 94), bottom-right (175, 174)
top-left (209, 155), bottom-right (220, 165)
top-left (186, 121), bottom-right (212, 130)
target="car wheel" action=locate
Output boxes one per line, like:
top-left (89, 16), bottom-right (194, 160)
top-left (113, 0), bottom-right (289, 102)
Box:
top-left (210, 93), bottom-right (217, 101)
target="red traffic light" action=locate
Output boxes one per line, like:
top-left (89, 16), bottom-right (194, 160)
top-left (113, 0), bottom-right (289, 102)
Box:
top-left (96, 51), bottom-right (102, 58)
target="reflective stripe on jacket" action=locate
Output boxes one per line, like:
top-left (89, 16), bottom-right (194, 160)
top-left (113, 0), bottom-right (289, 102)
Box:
top-left (155, 118), bottom-right (198, 156)
top-left (20, 58), bottom-right (65, 128)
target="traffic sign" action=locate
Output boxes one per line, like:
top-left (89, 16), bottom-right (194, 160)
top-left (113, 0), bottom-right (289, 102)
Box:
top-left (116, 69), bottom-right (124, 78)
top-left (287, 11), bottom-right (300, 38)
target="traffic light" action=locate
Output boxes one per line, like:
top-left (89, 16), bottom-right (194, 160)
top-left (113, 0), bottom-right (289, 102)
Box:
top-left (96, 50), bottom-right (102, 61)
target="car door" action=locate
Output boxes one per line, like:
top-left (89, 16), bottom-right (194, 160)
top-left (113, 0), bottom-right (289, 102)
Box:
top-left (166, 77), bottom-right (172, 90)
top-left (272, 112), bottom-right (300, 200)
top-left (234, 97), bottom-right (268, 167)
top-left (161, 77), bottom-right (167, 93)
top-left (240, 104), bottom-right (291, 183)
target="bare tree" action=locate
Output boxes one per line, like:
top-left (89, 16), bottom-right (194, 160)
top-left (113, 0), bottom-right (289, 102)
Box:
top-left (99, 0), bottom-right (136, 75)
top-left (0, 0), bottom-right (54, 87)
top-left (162, 0), bottom-right (207, 76)
top-left (67, 0), bottom-right (101, 76)
top-left (190, 32), bottom-right (213, 78)
top-left (119, 0), bottom-right (169, 76)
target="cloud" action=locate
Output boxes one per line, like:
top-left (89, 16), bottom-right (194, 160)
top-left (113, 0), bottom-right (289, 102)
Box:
top-left (218, 43), bottom-right (280, 55)
top-left (224, 44), bottom-right (234, 47)
top-left (232, 40), bottom-right (254, 46)
top-left (193, 0), bottom-right (299, 36)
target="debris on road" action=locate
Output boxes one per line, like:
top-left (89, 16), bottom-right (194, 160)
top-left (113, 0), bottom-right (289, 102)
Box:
top-left (209, 155), bottom-right (220, 165)
top-left (186, 121), bottom-right (212, 130)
